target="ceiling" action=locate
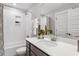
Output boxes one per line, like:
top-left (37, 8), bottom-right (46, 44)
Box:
top-left (4, 3), bottom-right (68, 12)
top-left (29, 3), bottom-right (69, 17)
top-left (4, 3), bottom-right (33, 11)
top-left (4, 3), bottom-right (79, 17)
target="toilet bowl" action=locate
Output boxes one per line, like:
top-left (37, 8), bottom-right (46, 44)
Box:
top-left (16, 47), bottom-right (26, 56)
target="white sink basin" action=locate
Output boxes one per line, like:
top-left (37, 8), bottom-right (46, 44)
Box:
top-left (37, 39), bottom-right (57, 47)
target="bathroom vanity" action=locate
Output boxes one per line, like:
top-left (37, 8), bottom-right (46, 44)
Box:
top-left (26, 37), bottom-right (79, 56)
top-left (26, 39), bottom-right (49, 56)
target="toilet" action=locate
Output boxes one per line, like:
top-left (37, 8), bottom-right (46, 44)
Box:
top-left (16, 47), bottom-right (26, 56)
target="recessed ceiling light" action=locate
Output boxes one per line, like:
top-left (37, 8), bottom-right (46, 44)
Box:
top-left (13, 3), bottom-right (16, 6)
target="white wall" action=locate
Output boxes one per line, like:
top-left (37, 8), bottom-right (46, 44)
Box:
top-left (3, 6), bottom-right (26, 55)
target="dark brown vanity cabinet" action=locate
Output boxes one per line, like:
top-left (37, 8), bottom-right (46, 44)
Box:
top-left (26, 40), bottom-right (49, 56)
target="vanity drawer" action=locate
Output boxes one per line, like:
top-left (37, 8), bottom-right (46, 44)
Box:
top-left (31, 44), bottom-right (48, 56)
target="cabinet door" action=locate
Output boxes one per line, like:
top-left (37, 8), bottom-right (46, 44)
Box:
top-left (31, 44), bottom-right (48, 56)
top-left (30, 51), bottom-right (36, 56)
top-left (26, 48), bottom-right (29, 56)
top-left (55, 10), bottom-right (68, 37)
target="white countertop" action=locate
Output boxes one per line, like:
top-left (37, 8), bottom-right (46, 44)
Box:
top-left (26, 37), bottom-right (79, 56)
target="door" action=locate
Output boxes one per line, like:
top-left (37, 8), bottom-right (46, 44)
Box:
top-left (55, 10), bottom-right (68, 37)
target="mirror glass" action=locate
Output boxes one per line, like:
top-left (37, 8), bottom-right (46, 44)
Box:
top-left (32, 15), bottom-right (53, 39)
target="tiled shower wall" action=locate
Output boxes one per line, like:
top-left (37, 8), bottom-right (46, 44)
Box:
top-left (0, 4), bottom-right (4, 56)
